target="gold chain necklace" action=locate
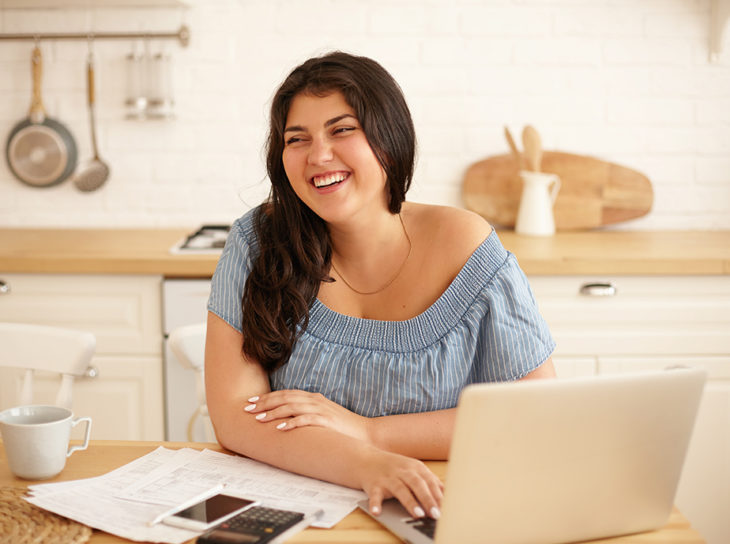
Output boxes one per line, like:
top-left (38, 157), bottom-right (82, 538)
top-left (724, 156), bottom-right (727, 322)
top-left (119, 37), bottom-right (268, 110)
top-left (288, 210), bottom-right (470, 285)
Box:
top-left (330, 214), bottom-right (412, 296)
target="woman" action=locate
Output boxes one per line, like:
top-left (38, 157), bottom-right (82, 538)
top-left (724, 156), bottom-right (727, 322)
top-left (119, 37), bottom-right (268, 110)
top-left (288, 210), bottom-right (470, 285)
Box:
top-left (205, 51), bottom-right (556, 521)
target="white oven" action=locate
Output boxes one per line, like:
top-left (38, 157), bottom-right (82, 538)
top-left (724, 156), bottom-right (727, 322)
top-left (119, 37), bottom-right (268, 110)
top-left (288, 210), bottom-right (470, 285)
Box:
top-left (162, 278), bottom-right (212, 442)
top-left (163, 224), bottom-right (231, 441)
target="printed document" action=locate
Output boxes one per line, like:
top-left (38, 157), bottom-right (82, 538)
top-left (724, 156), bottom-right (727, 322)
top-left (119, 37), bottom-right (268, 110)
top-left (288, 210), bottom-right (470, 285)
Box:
top-left (26, 447), bottom-right (366, 544)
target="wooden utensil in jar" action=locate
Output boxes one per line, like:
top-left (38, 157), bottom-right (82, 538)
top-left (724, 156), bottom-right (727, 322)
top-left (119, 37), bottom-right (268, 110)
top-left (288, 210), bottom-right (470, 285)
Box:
top-left (504, 126), bottom-right (522, 168)
top-left (522, 125), bottom-right (542, 172)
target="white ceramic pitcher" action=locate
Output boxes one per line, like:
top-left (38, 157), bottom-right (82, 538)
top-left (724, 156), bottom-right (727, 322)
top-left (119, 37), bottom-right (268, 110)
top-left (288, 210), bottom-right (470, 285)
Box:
top-left (515, 171), bottom-right (561, 236)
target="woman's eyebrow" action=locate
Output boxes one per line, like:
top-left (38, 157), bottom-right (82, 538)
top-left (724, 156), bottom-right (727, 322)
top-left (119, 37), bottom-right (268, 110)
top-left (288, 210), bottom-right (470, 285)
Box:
top-left (324, 113), bottom-right (357, 127)
top-left (284, 113), bottom-right (357, 133)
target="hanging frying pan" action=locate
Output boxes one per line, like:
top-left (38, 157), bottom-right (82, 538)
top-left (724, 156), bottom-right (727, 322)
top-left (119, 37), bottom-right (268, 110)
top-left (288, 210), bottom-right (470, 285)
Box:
top-left (5, 45), bottom-right (77, 187)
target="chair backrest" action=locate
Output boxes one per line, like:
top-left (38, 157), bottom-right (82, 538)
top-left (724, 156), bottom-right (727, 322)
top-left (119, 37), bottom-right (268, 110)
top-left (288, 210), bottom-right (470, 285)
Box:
top-left (168, 323), bottom-right (212, 441)
top-left (0, 322), bottom-right (96, 409)
top-left (168, 323), bottom-right (206, 372)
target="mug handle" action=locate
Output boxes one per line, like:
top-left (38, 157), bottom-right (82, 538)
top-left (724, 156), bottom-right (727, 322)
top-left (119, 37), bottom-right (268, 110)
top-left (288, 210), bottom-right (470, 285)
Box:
top-left (549, 176), bottom-right (561, 204)
top-left (67, 416), bottom-right (92, 457)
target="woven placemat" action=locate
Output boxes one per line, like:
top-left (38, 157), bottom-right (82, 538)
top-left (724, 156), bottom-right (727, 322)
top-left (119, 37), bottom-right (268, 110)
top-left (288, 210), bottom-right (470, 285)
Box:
top-left (0, 486), bottom-right (92, 544)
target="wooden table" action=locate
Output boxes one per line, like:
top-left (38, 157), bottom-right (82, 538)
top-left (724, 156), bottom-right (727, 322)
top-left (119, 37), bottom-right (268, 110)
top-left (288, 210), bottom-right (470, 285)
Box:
top-left (0, 440), bottom-right (706, 543)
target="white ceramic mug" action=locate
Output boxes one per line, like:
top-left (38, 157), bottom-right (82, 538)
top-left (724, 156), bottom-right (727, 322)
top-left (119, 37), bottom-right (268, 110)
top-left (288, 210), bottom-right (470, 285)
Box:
top-left (0, 405), bottom-right (92, 480)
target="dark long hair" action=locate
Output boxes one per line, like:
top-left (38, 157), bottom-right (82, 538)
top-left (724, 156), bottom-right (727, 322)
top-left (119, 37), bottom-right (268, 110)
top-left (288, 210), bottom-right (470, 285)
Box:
top-left (241, 51), bottom-right (416, 372)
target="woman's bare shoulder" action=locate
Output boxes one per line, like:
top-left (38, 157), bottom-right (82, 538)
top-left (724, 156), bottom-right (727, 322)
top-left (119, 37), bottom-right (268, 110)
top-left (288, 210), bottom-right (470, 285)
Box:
top-left (405, 202), bottom-right (492, 250)
top-left (397, 203), bottom-right (492, 308)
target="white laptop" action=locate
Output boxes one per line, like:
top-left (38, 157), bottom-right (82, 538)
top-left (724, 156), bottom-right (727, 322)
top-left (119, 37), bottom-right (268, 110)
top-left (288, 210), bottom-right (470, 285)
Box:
top-left (358, 367), bottom-right (706, 544)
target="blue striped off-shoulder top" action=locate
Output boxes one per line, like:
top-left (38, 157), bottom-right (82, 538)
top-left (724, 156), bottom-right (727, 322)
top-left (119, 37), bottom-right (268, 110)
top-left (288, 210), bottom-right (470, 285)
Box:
top-left (208, 207), bottom-right (555, 418)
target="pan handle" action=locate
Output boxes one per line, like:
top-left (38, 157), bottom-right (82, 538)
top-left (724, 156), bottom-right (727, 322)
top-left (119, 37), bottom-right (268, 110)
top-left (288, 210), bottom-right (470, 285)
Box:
top-left (87, 54), bottom-right (95, 107)
top-left (30, 45), bottom-right (46, 123)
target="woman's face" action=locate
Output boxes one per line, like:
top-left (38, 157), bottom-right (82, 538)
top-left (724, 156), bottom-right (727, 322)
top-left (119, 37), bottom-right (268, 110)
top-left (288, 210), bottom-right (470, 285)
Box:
top-left (281, 91), bottom-right (389, 225)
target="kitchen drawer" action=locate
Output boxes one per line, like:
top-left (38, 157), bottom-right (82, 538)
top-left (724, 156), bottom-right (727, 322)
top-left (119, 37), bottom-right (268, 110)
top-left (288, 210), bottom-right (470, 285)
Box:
top-left (552, 356), bottom-right (598, 378)
top-left (529, 275), bottom-right (730, 357)
top-left (0, 273), bottom-right (162, 355)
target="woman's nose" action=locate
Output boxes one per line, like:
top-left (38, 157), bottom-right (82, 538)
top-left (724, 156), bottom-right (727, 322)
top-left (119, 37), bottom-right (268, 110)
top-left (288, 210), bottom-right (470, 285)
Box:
top-left (307, 137), bottom-right (333, 165)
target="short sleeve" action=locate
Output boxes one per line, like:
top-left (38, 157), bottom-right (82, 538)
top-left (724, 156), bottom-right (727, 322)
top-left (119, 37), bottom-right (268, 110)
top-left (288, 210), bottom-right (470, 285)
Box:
top-left (475, 253), bottom-right (556, 382)
top-left (207, 210), bottom-right (258, 332)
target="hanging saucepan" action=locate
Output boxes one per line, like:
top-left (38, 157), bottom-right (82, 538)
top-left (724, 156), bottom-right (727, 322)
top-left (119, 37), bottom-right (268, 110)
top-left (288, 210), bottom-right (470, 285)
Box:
top-left (5, 45), bottom-right (77, 187)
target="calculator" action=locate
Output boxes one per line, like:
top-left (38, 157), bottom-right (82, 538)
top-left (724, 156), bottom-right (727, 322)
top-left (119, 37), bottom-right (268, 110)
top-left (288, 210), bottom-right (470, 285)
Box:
top-left (196, 505), bottom-right (306, 544)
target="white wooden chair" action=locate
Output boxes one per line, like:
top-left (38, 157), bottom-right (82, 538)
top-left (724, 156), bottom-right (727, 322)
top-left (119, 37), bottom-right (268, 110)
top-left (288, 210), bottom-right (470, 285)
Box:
top-left (0, 322), bottom-right (96, 409)
top-left (168, 322), bottom-right (214, 442)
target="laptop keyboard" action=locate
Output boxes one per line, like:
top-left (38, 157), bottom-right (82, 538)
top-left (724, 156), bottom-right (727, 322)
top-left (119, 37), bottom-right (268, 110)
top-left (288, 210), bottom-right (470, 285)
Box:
top-left (407, 516), bottom-right (437, 539)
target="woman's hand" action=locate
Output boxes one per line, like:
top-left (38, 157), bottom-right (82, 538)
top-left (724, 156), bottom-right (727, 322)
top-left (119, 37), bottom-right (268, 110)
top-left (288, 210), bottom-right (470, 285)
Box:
top-left (245, 390), bottom-right (372, 443)
top-left (357, 447), bottom-right (444, 520)
top-left (243, 389), bottom-right (445, 519)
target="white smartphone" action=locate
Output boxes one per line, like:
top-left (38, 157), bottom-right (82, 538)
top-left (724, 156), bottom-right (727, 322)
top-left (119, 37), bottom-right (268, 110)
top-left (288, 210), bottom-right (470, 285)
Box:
top-left (161, 493), bottom-right (260, 531)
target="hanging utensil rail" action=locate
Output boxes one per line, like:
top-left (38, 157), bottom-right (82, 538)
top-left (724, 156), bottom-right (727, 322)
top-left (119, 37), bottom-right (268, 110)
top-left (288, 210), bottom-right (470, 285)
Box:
top-left (0, 24), bottom-right (190, 47)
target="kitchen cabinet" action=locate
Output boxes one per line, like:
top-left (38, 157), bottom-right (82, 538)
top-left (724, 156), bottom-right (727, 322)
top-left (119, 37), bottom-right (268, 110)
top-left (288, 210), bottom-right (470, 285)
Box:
top-left (0, 273), bottom-right (164, 441)
top-left (599, 356), bottom-right (730, 544)
top-left (529, 275), bottom-right (730, 544)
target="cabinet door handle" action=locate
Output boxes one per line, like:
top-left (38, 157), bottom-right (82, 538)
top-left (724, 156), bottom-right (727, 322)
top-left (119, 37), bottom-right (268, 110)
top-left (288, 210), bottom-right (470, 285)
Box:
top-left (0, 280), bottom-right (9, 295)
top-left (83, 366), bottom-right (99, 379)
top-left (579, 282), bottom-right (617, 297)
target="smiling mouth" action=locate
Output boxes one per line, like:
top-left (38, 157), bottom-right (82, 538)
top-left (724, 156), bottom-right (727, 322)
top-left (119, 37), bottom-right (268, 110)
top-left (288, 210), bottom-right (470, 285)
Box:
top-left (312, 172), bottom-right (349, 188)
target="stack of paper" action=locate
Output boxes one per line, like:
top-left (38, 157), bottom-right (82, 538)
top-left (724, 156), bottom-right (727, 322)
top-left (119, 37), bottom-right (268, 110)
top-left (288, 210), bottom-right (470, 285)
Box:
top-left (25, 447), bottom-right (367, 544)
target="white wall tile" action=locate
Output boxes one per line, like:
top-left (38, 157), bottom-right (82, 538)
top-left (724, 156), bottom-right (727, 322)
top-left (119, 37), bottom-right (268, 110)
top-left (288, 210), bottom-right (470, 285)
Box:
top-left (0, 0), bottom-right (728, 229)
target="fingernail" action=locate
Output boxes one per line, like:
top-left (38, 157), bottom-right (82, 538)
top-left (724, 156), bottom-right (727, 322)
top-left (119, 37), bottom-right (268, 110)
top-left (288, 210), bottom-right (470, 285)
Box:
top-left (255, 413), bottom-right (266, 420)
top-left (244, 404), bottom-right (256, 412)
top-left (276, 422), bottom-right (287, 430)
top-left (413, 506), bottom-right (425, 518)
top-left (248, 396), bottom-right (259, 402)
top-left (371, 505), bottom-right (381, 515)
top-left (430, 506), bottom-right (441, 519)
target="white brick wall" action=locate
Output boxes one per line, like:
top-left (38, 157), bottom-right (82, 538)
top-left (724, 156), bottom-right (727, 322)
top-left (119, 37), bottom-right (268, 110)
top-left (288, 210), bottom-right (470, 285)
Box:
top-left (0, 0), bottom-right (728, 228)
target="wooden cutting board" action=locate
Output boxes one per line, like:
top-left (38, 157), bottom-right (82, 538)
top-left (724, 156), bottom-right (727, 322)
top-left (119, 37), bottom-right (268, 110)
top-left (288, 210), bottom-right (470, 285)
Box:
top-left (462, 152), bottom-right (653, 231)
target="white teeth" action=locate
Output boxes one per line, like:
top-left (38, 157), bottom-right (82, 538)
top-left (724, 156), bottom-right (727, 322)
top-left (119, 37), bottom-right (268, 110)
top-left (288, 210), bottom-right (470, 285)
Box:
top-left (313, 173), bottom-right (347, 188)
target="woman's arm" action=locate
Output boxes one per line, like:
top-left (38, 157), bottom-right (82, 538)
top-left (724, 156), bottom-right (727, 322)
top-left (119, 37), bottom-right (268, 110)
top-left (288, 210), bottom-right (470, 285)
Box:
top-left (246, 358), bottom-right (556, 458)
top-left (373, 357), bottom-right (555, 456)
top-left (371, 356), bottom-right (555, 455)
top-left (521, 357), bottom-right (556, 380)
top-left (247, 392), bottom-right (456, 459)
top-left (204, 311), bottom-right (444, 519)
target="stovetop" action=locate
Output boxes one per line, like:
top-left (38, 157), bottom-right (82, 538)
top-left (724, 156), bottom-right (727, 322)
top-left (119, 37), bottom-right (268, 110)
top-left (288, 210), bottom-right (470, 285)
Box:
top-left (170, 225), bottom-right (230, 253)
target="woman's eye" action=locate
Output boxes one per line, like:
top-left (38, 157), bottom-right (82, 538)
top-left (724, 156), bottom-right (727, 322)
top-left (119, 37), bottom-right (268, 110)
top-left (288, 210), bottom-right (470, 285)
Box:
top-left (285, 136), bottom-right (304, 145)
top-left (333, 126), bottom-right (356, 136)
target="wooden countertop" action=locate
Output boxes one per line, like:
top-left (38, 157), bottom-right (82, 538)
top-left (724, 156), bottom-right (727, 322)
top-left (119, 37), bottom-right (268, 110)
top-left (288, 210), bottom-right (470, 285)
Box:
top-left (0, 440), bottom-right (707, 543)
top-left (497, 229), bottom-right (730, 275)
top-left (0, 228), bottom-right (217, 277)
top-left (1, 228), bottom-right (729, 277)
